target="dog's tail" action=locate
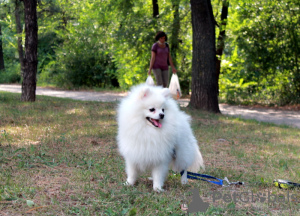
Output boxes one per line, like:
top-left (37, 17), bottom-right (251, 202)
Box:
top-left (188, 149), bottom-right (205, 172)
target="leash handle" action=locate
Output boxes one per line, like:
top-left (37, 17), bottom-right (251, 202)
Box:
top-left (274, 179), bottom-right (300, 188)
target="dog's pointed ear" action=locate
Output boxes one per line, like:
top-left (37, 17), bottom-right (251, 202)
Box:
top-left (140, 87), bottom-right (151, 99)
top-left (162, 88), bottom-right (170, 98)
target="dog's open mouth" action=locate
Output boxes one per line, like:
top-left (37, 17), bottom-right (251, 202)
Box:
top-left (146, 117), bottom-right (162, 128)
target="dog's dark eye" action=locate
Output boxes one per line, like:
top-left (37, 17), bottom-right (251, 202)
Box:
top-left (162, 109), bottom-right (165, 112)
top-left (149, 108), bottom-right (155, 112)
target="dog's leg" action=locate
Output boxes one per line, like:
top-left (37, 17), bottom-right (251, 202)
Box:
top-left (152, 164), bottom-right (168, 192)
top-left (125, 160), bottom-right (138, 186)
top-left (181, 170), bottom-right (188, 185)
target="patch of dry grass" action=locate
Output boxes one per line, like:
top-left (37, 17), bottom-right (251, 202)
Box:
top-left (0, 92), bottom-right (299, 215)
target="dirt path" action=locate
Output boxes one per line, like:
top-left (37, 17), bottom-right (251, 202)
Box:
top-left (1, 84), bottom-right (299, 129)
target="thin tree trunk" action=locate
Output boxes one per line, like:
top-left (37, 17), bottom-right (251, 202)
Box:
top-left (21, 0), bottom-right (38, 102)
top-left (0, 24), bottom-right (5, 71)
top-left (170, 0), bottom-right (180, 68)
top-left (189, 0), bottom-right (220, 113)
top-left (216, 0), bottom-right (229, 95)
top-left (152, 0), bottom-right (159, 18)
top-left (15, 0), bottom-right (25, 77)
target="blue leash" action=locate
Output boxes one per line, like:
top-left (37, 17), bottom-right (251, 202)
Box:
top-left (180, 171), bottom-right (244, 187)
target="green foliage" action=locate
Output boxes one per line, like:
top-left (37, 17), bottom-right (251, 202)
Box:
top-left (0, 0), bottom-right (299, 104)
top-left (47, 0), bottom-right (193, 90)
top-left (220, 0), bottom-right (300, 105)
top-left (0, 5), bottom-right (22, 84)
top-left (0, 62), bottom-right (21, 83)
top-left (36, 0), bottom-right (119, 89)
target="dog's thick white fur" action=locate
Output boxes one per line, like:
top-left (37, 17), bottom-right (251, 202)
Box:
top-left (117, 84), bottom-right (204, 191)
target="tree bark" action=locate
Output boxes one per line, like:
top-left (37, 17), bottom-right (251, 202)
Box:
top-left (189, 0), bottom-right (220, 113)
top-left (152, 0), bottom-right (159, 18)
top-left (0, 24), bottom-right (5, 71)
top-left (15, 0), bottom-right (25, 77)
top-left (21, 0), bottom-right (38, 102)
top-left (216, 0), bottom-right (229, 95)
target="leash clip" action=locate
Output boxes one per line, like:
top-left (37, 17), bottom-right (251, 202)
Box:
top-left (223, 177), bottom-right (244, 187)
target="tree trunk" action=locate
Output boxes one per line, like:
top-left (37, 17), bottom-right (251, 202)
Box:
top-left (170, 0), bottom-right (180, 68)
top-left (0, 24), bottom-right (5, 71)
top-left (21, 0), bottom-right (38, 102)
top-left (15, 0), bottom-right (25, 77)
top-left (189, 0), bottom-right (220, 113)
top-left (152, 0), bottom-right (159, 18)
top-left (216, 0), bottom-right (229, 95)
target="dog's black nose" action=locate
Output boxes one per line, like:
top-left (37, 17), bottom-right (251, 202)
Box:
top-left (159, 113), bottom-right (164, 119)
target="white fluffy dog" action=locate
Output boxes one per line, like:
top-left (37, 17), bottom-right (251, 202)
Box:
top-left (117, 84), bottom-right (204, 191)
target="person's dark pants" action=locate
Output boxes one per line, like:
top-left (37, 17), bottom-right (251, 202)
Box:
top-left (152, 69), bottom-right (169, 87)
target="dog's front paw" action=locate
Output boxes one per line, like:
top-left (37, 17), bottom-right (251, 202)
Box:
top-left (181, 177), bottom-right (188, 185)
top-left (181, 171), bottom-right (188, 185)
top-left (153, 187), bottom-right (165, 193)
top-left (124, 180), bottom-right (135, 186)
top-left (123, 181), bottom-right (131, 186)
top-left (125, 176), bottom-right (137, 186)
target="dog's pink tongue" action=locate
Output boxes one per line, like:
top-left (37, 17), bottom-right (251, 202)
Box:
top-left (153, 119), bottom-right (162, 128)
top-left (158, 122), bottom-right (162, 128)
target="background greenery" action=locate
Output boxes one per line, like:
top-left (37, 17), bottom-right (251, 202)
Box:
top-left (0, 0), bottom-right (299, 105)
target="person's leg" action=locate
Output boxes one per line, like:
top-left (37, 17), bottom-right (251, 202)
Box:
top-left (161, 70), bottom-right (169, 88)
top-left (152, 69), bottom-right (164, 86)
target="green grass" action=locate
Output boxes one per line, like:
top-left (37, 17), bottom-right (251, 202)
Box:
top-left (0, 91), bottom-right (299, 215)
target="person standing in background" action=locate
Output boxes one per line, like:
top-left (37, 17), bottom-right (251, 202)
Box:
top-left (148, 31), bottom-right (177, 87)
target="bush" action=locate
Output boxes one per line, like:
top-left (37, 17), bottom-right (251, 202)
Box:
top-left (38, 47), bottom-right (119, 89)
top-left (0, 64), bottom-right (21, 84)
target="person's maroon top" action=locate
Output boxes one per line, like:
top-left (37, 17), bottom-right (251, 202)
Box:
top-left (151, 43), bottom-right (169, 71)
